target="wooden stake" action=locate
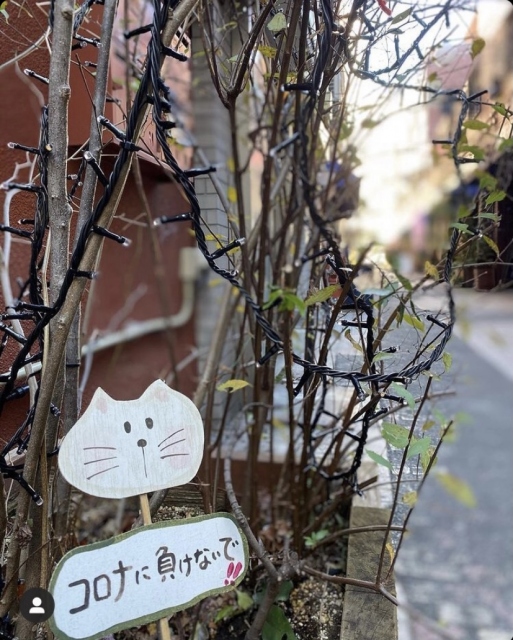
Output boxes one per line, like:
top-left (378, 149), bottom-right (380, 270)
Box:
top-left (139, 494), bottom-right (172, 640)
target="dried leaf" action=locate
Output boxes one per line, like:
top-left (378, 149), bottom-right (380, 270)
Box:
top-left (227, 186), bottom-right (238, 203)
top-left (482, 235), bottom-right (499, 255)
top-left (344, 329), bottom-right (363, 352)
top-left (470, 37), bottom-right (485, 60)
top-left (217, 379), bottom-right (251, 393)
top-left (436, 472), bottom-right (477, 508)
top-left (424, 261), bottom-right (439, 280)
top-left (442, 351), bottom-right (452, 372)
top-left (258, 45), bottom-right (277, 58)
top-left (402, 491), bottom-right (417, 507)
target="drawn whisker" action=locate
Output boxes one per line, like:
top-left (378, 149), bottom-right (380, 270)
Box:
top-left (83, 446), bottom-right (117, 450)
top-left (158, 429), bottom-right (184, 448)
top-left (160, 438), bottom-right (186, 452)
top-left (161, 454), bottom-right (189, 460)
top-left (86, 465), bottom-right (120, 480)
top-left (84, 456), bottom-right (118, 466)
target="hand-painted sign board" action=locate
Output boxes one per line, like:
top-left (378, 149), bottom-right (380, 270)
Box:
top-left (49, 513), bottom-right (248, 640)
top-left (58, 380), bottom-right (204, 499)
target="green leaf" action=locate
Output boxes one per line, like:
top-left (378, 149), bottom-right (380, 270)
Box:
top-left (457, 204), bottom-right (470, 219)
top-left (442, 351), bottom-right (452, 372)
top-left (498, 137), bottom-right (513, 152)
top-left (470, 37), bottom-right (485, 60)
top-left (492, 102), bottom-right (507, 116)
top-left (462, 119), bottom-right (489, 131)
top-left (482, 235), bottom-right (499, 256)
top-left (443, 422), bottom-right (458, 443)
top-left (373, 351), bottom-right (394, 363)
top-left (478, 172), bottom-right (498, 191)
top-left (433, 408), bottom-right (448, 427)
top-left (214, 605), bottom-right (238, 623)
top-left (344, 329), bottom-right (363, 352)
top-left (454, 411), bottom-right (471, 426)
top-left (254, 580), bottom-right (293, 607)
top-left (458, 144), bottom-right (484, 160)
top-left (304, 529), bottom-right (329, 548)
top-left (281, 292), bottom-right (307, 316)
top-left (478, 212), bottom-right (501, 222)
top-left (236, 589), bottom-right (254, 611)
top-left (436, 472), bottom-right (477, 508)
top-left (485, 190), bottom-right (506, 206)
top-left (394, 271), bottom-right (412, 291)
top-left (381, 422), bottom-right (410, 449)
top-left (406, 436), bottom-right (431, 459)
top-left (264, 287), bottom-right (284, 309)
top-left (428, 72), bottom-right (438, 83)
top-left (361, 118), bottom-right (380, 128)
top-left (402, 491), bottom-right (417, 507)
top-left (366, 449), bottom-right (393, 470)
top-left (391, 383), bottom-right (416, 410)
top-left (403, 313), bottom-right (425, 332)
top-left (421, 446), bottom-right (436, 472)
top-left (276, 580), bottom-right (294, 602)
top-left (304, 284), bottom-right (341, 306)
top-left (424, 261), bottom-right (439, 280)
top-left (422, 419), bottom-right (436, 432)
top-left (449, 222), bottom-right (470, 233)
top-left (391, 7), bottom-right (413, 24)
top-left (258, 45), bottom-right (277, 58)
top-left (263, 605), bottom-right (298, 640)
top-left (267, 13), bottom-right (287, 32)
top-left (217, 379), bottom-right (252, 393)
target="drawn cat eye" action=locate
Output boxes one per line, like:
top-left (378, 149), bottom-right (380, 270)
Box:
top-left (145, 418), bottom-right (153, 429)
top-left (124, 421), bottom-right (131, 434)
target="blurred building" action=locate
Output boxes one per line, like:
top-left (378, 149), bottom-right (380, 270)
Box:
top-left (390, 2), bottom-right (513, 287)
top-left (0, 2), bottom-right (199, 444)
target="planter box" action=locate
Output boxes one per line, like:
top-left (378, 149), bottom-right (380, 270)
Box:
top-left (340, 461), bottom-right (398, 640)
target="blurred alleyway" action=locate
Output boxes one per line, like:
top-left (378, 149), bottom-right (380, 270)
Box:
top-left (396, 289), bottom-right (513, 640)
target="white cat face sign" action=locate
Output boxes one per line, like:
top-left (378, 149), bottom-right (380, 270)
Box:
top-left (58, 381), bottom-right (204, 499)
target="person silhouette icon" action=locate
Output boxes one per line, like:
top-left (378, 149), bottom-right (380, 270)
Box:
top-left (29, 596), bottom-right (45, 615)
top-left (20, 587), bottom-right (54, 622)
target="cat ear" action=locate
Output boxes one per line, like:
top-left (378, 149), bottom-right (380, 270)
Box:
top-left (89, 387), bottom-right (112, 414)
top-left (141, 379), bottom-right (172, 403)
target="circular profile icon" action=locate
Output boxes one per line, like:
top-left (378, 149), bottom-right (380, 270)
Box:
top-left (19, 587), bottom-right (55, 623)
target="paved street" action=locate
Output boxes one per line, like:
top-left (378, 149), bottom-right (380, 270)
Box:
top-left (396, 290), bottom-right (513, 640)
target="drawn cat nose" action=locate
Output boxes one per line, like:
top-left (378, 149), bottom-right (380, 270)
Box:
top-left (137, 439), bottom-right (147, 448)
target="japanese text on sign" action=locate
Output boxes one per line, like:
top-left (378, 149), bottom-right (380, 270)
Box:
top-left (49, 514), bottom-right (248, 640)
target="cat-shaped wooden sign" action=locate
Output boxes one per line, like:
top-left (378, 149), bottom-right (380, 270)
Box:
top-left (58, 380), bottom-right (204, 499)
top-left (50, 381), bottom-right (248, 640)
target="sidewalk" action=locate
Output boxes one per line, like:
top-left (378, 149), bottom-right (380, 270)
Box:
top-left (396, 290), bottom-right (513, 640)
